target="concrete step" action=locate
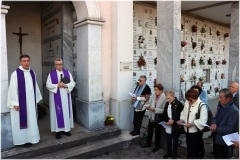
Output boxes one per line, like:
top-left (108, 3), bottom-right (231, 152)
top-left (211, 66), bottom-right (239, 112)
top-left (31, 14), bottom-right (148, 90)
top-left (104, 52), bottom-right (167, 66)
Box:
top-left (1, 125), bottom-right (121, 159)
top-left (34, 130), bottom-right (140, 159)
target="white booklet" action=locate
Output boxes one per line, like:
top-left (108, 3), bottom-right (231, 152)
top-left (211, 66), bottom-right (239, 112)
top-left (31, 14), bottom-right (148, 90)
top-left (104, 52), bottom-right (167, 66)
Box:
top-left (222, 132), bottom-right (240, 146)
top-left (158, 121), bottom-right (171, 129)
top-left (128, 92), bottom-right (136, 97)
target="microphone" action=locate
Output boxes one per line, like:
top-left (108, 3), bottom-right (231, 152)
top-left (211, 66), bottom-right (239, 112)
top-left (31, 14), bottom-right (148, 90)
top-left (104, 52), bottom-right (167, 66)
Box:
top-left (60, 74), bottom-right (63, 82)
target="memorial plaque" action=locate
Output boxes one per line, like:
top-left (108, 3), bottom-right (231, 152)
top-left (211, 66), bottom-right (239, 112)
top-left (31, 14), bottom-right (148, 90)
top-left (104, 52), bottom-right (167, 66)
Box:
top-left (120, 61), bottom-right (132, 71)
top-left (42, 1), bottom-right (61, 19)
top-left (133, 3), bottom-right (144, 27)
top-left (42, 12), bottom-right (61, 40)
top-left (143, 6), bottom-right (156, 29)
top-left (42, 39), bottom-right (62, 62)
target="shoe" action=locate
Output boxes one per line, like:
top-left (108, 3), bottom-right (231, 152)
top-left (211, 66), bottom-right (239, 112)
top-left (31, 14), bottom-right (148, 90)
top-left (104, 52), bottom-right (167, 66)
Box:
top-left (210, 151), bottom-right (213, 155)
top-left (62, 132), bottom-right (71, 136)
top-left (131, 131), bottom-right (139, 136)
top-left (151, 146), bottom-right (160, 152)
top-left (22, 143), bottom-right (32, 148)
top-left (56, 132), bottom-right (61, 139)
top-left (163, 154), bottom-right (171, 159)
top-left (141, 143), bottom-right (151, 148)
top-left (129, 130), bottom-right (135, 135)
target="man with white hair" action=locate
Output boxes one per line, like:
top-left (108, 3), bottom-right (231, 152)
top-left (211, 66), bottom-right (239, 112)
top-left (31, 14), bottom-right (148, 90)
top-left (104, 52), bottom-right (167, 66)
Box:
top-left (229, 82), bottom-right (239, 109)
top-left (46, 58), bottom-right (76, 139)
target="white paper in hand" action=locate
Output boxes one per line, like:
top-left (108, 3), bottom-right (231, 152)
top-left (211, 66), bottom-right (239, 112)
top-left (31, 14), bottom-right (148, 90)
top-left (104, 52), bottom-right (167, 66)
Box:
top-left (128, 92), bottom-right (136, 97)
top-left (179, 123), bottom-right (186, 126)
top-left (222, 132), bottom-right (240, 146)
top-left (201, 123), bottom-right (210, 127)
top-left (159, 121), bottom-right (171, 129)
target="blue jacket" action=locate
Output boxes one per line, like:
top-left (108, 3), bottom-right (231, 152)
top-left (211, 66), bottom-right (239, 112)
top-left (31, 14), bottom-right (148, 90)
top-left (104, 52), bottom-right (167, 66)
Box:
top-left (212, 101), bottom-right (239, 145)
top-left (200, 89), bottom-right (208, 107)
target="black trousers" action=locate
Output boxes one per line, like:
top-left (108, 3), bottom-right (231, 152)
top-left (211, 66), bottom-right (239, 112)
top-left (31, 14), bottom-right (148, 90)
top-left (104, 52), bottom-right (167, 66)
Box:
top-left (213, 141), bottom-right (231, 159)
top-left (199, 132), bottom-right (205, 157)
top-left (166, 130), bottom-right (180, 156)
top-left (133, 110), bottom-right (146, 133)
top-left (147, 120), bottom-right (162, 147)
top-left (186, 132), bottom-right (202, 159)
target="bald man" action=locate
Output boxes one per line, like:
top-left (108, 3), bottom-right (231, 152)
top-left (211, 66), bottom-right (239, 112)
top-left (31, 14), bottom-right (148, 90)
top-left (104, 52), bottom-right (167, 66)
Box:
top-left (229, 82), bottom-right (239, 109)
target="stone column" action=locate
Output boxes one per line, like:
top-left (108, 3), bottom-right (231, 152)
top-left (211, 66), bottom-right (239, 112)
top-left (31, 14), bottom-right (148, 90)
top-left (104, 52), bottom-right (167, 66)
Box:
top-left (74, 19), bottom-right (105, 131)
top-left (109, 1), bottom-right (133, 131)
top-left (228, 3), bottom-right (239, 84)
top-left (157, 1), bottom-right (181, 147)
top-left (1, 5), bottom-right (14, 150)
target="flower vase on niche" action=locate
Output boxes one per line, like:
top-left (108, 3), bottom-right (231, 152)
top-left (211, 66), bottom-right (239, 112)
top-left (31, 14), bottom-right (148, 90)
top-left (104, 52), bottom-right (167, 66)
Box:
top-left (181, 41), bottom-right (187, 52)
top-left (138, 20), bottom-right (142, 26)
top-left (154, 57), bottom-right (157, 69)
top-left (138, 35), bottom-right (145, 49)
top-left (181, 47), bottom-right (185, 52)
top-left (139, 43), bottom-right (144, 48)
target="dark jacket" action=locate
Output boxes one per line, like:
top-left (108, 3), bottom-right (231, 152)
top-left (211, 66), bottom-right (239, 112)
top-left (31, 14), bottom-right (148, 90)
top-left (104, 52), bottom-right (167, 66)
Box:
top-left (232, 92), bottom-right (239, 109)
top-left (163, 97), bottom-right (184, 131)
top-left (212, 101), bottom-right (239, 145)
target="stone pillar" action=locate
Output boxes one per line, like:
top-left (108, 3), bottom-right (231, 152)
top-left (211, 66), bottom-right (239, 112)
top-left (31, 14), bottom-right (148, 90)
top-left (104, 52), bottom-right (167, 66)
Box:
top-left (109, 1), bottom-right (133, 131)
top-left (1, 5), bottom-right (14, 150)
top-left (157, 1), bottom-right (181, 147)
top-left (228, 3), bottom-right (239, 84)
top-left (74, 19), bottom-right (105, 131)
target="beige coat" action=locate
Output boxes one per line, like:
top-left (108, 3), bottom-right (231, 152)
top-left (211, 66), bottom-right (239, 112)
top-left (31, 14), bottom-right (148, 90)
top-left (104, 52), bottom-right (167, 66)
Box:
top-left (148, 93), bottom-right (167, 121)
top-left (180, 98), bottom-right (208, 133)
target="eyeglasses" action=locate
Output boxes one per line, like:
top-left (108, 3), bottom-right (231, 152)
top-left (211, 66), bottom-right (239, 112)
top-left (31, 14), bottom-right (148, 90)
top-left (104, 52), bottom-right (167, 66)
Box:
top-left (55, 64), bottom-right (63, 66)
top-left (138, 79), bottom-right (142, 82)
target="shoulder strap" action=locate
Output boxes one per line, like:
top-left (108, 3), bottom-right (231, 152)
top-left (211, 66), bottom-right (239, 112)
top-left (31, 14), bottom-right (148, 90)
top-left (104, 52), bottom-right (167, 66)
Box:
top-left (198, 102), bottom-right (206, 112)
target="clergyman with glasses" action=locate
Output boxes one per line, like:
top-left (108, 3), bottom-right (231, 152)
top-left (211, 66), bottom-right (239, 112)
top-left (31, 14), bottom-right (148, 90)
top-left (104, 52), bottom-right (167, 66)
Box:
top-left (46, 58), bottom-right (76, 139)
top-left (130, 75), bottom-right (151, 136)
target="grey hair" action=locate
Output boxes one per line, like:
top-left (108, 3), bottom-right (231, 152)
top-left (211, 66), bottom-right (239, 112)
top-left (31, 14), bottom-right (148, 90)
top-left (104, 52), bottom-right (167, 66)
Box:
top-left (54, 58), bottom-right (63, 64)
top-left (219, 88), bottom-right (233, 99)
top-left (140, 75), bottom-right (147, 82)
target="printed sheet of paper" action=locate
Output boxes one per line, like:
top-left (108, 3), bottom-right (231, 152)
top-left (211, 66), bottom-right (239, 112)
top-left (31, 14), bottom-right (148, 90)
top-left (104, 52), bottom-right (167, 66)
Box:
top-left (159, 121), bottom-right (171, 129)
top-left (128, 92), bottom-right (136, 97)
top-left (222, 132), bottom-right (240, 146)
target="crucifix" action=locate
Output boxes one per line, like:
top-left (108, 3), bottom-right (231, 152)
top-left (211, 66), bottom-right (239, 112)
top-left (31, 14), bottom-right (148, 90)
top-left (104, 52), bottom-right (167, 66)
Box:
top-left (12, 27), bottom-right (28, 55)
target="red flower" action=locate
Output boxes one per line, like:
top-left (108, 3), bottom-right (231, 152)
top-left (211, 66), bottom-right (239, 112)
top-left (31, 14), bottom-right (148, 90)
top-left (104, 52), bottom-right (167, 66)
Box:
top-left (224, 33), bottom-right (229, 38)
top-left (181, 41), bottom-right (188, 47)
top-left (192, 25), bottom-right (198, 32)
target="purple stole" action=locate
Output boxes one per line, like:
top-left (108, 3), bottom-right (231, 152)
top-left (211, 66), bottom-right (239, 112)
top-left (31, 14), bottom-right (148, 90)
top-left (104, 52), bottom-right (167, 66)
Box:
top-left (50, 69), bottom-right (71, 128)
top-left (16, 68), bottom-right (36, 129)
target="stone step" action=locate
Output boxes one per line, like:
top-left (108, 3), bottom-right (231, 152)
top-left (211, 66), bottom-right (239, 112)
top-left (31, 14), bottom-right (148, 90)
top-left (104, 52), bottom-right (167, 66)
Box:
top-left (1, 125), bottom-right (121, 159)
top-left (33, 130), bottom-right (140, 159)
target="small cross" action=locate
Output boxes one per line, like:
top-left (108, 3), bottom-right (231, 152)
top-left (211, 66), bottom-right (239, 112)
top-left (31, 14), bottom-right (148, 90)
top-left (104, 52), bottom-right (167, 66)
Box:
top-left (12, 27), bottom-right (28, 55)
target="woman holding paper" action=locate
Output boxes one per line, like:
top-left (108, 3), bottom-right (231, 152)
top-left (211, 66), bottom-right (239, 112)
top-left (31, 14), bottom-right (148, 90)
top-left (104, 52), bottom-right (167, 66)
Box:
top-left (162, 90), bottom-right (184, 159)
top-left (141, 83), bottom-right (166, 153)
top-left (177, 89), bottom-right (208, 159)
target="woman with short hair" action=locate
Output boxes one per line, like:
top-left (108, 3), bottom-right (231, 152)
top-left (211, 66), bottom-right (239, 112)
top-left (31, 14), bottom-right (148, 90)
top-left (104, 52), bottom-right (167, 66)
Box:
top-left (141, 83), bottom-right (166, 153)
top-left (163, 90), bottom-right (184, 159)
top-left (177, 89), bottom-right (208, 159)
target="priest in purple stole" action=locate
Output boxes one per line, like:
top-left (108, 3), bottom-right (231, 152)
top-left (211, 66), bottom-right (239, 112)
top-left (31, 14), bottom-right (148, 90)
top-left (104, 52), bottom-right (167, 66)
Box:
top-left (7, 54), bottom-right (42, 147)
top-left (46, 58), bottom-right (76, 139)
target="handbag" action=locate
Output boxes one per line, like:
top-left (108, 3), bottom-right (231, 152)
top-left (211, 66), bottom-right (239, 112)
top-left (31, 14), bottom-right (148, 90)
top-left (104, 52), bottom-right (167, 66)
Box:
top-left (195, 102), bottom-right (213, 132)
top-left (154, 114), bottom-right (163, 123)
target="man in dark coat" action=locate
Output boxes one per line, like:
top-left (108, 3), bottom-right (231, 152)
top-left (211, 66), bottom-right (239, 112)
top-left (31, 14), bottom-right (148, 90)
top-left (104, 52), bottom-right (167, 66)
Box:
top-left (229, 82), bottom-right (239, 109)
top-left (210, 88), bottom-right (239, 159)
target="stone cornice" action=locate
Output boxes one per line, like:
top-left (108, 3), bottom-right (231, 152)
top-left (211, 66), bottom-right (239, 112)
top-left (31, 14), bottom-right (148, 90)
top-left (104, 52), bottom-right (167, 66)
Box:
top-left (74, 18), bottom-right (105, 28)
top-left (1, 5), bottom-right (10, 15)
